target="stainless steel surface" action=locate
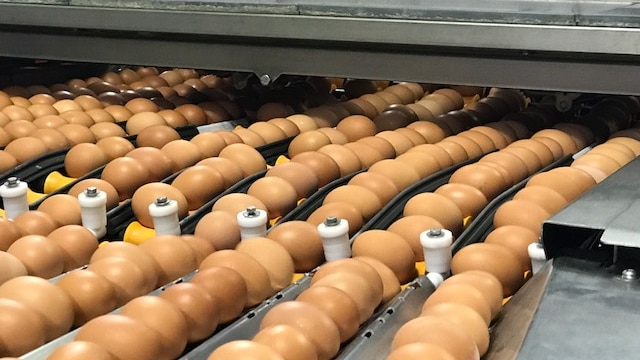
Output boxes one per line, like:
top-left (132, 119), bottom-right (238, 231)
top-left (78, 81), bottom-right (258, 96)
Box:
top-left (1, 2), bottom-right (640, 94)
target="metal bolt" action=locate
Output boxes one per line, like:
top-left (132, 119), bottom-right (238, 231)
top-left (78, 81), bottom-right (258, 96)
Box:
top-left (155, 196), bottom-right (169, 206)
top-left (427, 228), bottom-right (443, 237)
top-left (85, 187), bottom-right (98, 197)
top-left (259, 74), bottom-right (271, 86)
top-left (243, 206), bottom-right (258, 217)
top-left (6, 177), bottom-right (19, 187)
top-left (324, 216), bottom-right (340, 226)
top-left (621, 268), bottom-right (638, 282)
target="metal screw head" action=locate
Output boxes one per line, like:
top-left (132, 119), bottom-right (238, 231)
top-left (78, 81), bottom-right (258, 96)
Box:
top-left (259, 74), bottom-right (271, 86)
top-left (6, 177), bottom-right (19, 187)
top-left (155, 196), bottom-right (169, 206)
top-left (243, 206), bottom-right (258, 217)
top-left (427, 228), bottom-right (443, 237)
top-left (324, 216), bottom-right (340, 226)
top-left (85, 187), bottom-right (98, 197)
top-left (621, 268), bottom-right (638, 282)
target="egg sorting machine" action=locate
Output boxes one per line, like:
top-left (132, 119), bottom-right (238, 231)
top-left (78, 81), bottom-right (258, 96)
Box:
top-left (2, 1), bottom-right (640, 359)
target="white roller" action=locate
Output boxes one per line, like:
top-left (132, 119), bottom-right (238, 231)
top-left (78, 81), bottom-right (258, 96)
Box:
top-left (237, 206), bottom-right (268, 240)
top-left (528, 242), bottom-right (547, 275)
top-left (0, 177), bottom-right (28, 220)
top-left (317, 216), bottom-right (351, 261)
top-left (420, 228), bottom-right (453, 275)
top-left (149, 196), bottom-right (180, 236)
top-left (78, 187), bottom-right (107, 238)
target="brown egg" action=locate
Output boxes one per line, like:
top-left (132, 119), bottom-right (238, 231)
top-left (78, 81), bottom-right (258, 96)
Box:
top-left (387, 215), bottom-right (443, 262)
top-left (207, 340), bottom-right (285, 360)
top-left (285, 114), bottom-right (317, 133)
top-left (0, 151), bottom-right (17, 173)
top-left (248, 122), bottom-right (288, 143)
top-left (352, 230), bottom-right (417, 284)
top-left (125, 98), bottom-right (159, 114)
top-left (375, 131), bottom-right (414, 155)
top-left (157, 109), bottom-right (188, 128)
top-left (65, 143), bottom-right (109, 177)
top-left (265, 162), bottom-right (318, 200)
top-left (246, 177), bottom-right (297, 218)
top-left (509, 139), bottom-right (554, 167)
top-left (172, 165), bottom-right (225, 210)
top-left (405, 121), bottom-right (445, 144)
top-left (317, 144), bottom-right (362, 177)
top-left (32, 128), bottom-right (69, 150)
top-left (421, 282), bottom-right (492, 325)
top-left (439, 270), bottom-right (503, 319)
top-left (396, 151), bottom-right (441, 179)
top-left (46, 341), bottom-right (114, 360)
top-left (442, 136), bottom-right (485, 159)
top-left (408, 144), bottom-right (455, 169)
top-left (307, 202), bottom-right (364, 236)
top-left (190, 266), bottom-right (248, 323)
top-left (394, 128), bottom-right (426, 147)
top-left (435, 183), bottom-right (489, 219)
top-left (513, 185), bottom-right (568, 214)
top-left (2, 105), bottom-right (34, 121)
top-left (136, 125), bottom-right (181, 149)
top-left (174, 104), bottom-right (206, 126)
top-left (572, 153), bottom-right (622, 182)
top-left (368, 159), bottom-right (420, 191)
top-left (87, 257), bottom-right (149, 306)
top-left (485, 225), bottom-right (538, 272)
top-left (478, 151), bottom-right (529, 185)
top-left (4, 120), bottom-right (37, 139)
top-left (199, 249), bottom-right (272, 307)
top-left (88, 242), bottom-right (156, 296)
top-left (526, 170), bottom-right (588, 202)
top-left (101, 157), bottom-right (151, 200)
top-left (0, 219), bottom-right (20, 252)
top-left (58, 124), bottom-right (97, 145)
top-left (139, 235), bottom-right (197, 286)
top-left (120, 296), bottom-right (188, 359)
top-left (7, 235), bottom-right (63, 278)
top-left (288, 131), bottom-right (331, 157)
top-left (532, 129), bottom-right (578, 155)
top-left (59, 110), bottom-right (95, 127)
top-left (124, 112), bottom-right (166, 135)
top-left (403, 193), bottom-right (463, 236)
top-left (494, 199), bottom-right (551, 236)
top-left (38, 194), bottom-right (82, 227)
top-left (75, 315), bottom-right (163, 360)
top-left (160, 139), bottom-right (202, 171)
top-left (0, 276), bottom-right (73, 341)
top-left (0, 252), bottom-right (27, 284)
top-left (27, 103), bottom-right (57, 118)
top-left (194, 211), bottom-right (241, 250)
top-left (335, 115), bottom-right (377, 142)
top-left (236, 237), bottom-right (295, 291)
top-left (159, 282), bottom-right (219, 342)
top-left (297, 285), bottom-right (360, 342)
top-left (219, 143), bottom-right (266, 176)
top-left (68, 179), bottom-right (120, 210)
top-left (260, 301), bottom-right (340, 360)
top-left (548, 167), bottom-right (596, 194)
top-left (103, 105), bottom-right (132, 122)
top-left (348, 172), bottom-right (399, 206)
top-left (449, 163), bottom-right (508, 201)
top-left (13, 211), bottom-right (58, 236)
top-left (55, 270), bottom-right (118, 326)
top-left (190, 132), bottom-right (227, 158)
top-left (323, 185), bottom-right (382, 220)
top-left (391, 315), bottom-right (479, 360)
top-left (212, 193), bottom-right (268, 221)
top-left (434, 140), bottom-right (468, 163)
top-left (347, 98), bottom-right (378, 119)
top-left (181, 235), bottom-right (215, 265)
top-left (233, 128), bottom-right (266, 147)
top-left (267, 118), bottom-right (300, 138)
top-left (589, 143), bottom-right (635, 166)
top-left (305, 107), bottom-right (341, 128)
top-left (256, 102), bottom-right (294, 121)
top-left (554, 123), bottom-right (594, 149)
top-left (0, 298), bottom-right (47, 357)
top-left (85, 108), bottom-right (115, 123)
top-left (4, 137), bottom-right (48, 164)
top-left (33, 115), bottom-right (67, 129)
top-left (608, 137), bottom-right (640, 156)
top-left (131, 182), bottom-right (188, 228)
top-left (356, 136), bottom-right (396, 159)
top-left (254, 325), bottom-right (318, 360)
top-left (29, 93), bottom-right (55, 105)
top-left (291, 151), bottom-right (341, 187)
top-left (350, 256), bottom-right (399, 305)
top-left (387, 343), bottom-right (456, 360)
top-left (421, 302), bottom-right (490, 356)
top-left (95, 136), bottom-right (134, 161)
top-left (317, 127), bottom-right (348, 145)
top-left (267, 221), bottom-right (324, 272)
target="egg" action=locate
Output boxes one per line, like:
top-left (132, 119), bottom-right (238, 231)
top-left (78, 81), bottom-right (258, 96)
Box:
top-left (266, 221), bottom-right (324, 272)
top-left (4, 137), bottom-right (48, 164)
top-left (347, 172), bottom-right (399, 205)
top-left (249, 122), bottom-right (288, 143)
top-left (406, 104), bottom-right (436, 123)
top-left (32, 128), bottom-right (69, 150)
top-left (439, 271), bottom-right (503, 319)
top-left (190, 266), bottom-right (248, 323)
top-left (608, 136), bottom-right (640, 156)
top-left (286, 114), bottom-right (318, 132)
top-left (312, 271), bottom-right (383, 324)
top-left (548, 167), bottom-right (597, 194)
top-left (159, 282), bottom-right (219, 342)
top-left (408, 144), bottom-right (455, 169)
top-left (260, 301), bottom-right (340, 360)
top-left (125, 98), bottom-right (159, 114)
top-left (494, 199), bottom-right (551, 236)
top-left (88, 255), bottom-right (152, 305)
top-left (335, 115), bottom-right (377, 142)
top-left (396, 151), bottom-right (441, 179)
top-left (391, 315), bottom-right (479, 360)
top-left (68, 179), bottom-right (120, 210)
top-left (323, 185), bottom-right (382, 220)
top-left (572, 153), bottom-right (622, 182)
top-left (0, 252), bottom-right (27, 285)
top-left (513, 185), bottom-right (568, 214)
top-left (265, 162), bottom-right (318, 200)
top-left (96, 136), bottom-right (135, 160)
top-left (199, 249), bottom-right (272, 307)
top-left (351, 229), bottom-right (417, 283)
top-left (75, 314), bottom-right (164, 360)
top-left (288, 131), bottom-right (331, 157)
top-left (368, 159), bottom-right (420, 191)
top-left (253, 325), bottom-right (319, 360)
top-left (478, 151), bottom-right (529, 185)
top-left (131, 182), bottom-right (188, 227)
top-left (236, 237), bottom-right (295, 291)
top-left (589, 143), bottom-right (635, 166)
top-left (386, 215), bottom-right (444, 262)
top-left (257, 103), bottom-right (295, 121)
top-left (421, 302), bottom-right (490, 356)
top-left (297, 285), bottom-right (360, 342)
top-left (161, 139), bottom-right (203, 171)
top-left (194, 211), bottom-right (241, 250)
top-left (13, 211), bottom-right (58, 236)
top-left (316, 144), bottom-right (362, 177)
top-left (135, 125), bottom-right (180, 149)
top-left (532, 129), bottom-right (578, 155)
top-left (387, 343), bottom-right (456, 360)
top-left (46, 225), bottom-right (96, 271)
top-left (140, 235), bottom-right (199, 286)
top-left (58, 124), bottom-right (97, 145)
top-left (449, 163), bottom-right (508, 201)
top-left (347, 98), bottom-right (378, 119)
top-left (64, 143), bottom-right (108, 178)
top-left (207, 340), bottom-right (285, 360)
top-left (355, 256), bottom-right (401, 303)
top-left (451, 243), bottom-right (525, 297)
top-left (421, 283), bottom-right (492, 325)
top-left (233, 128), bottom-right (266, 147)
top-left (485, 225), bottom-right (538, 272)
top-left (59, 110), bottom-right (95, 127)
top-left (219, 143), bottom-right (266, 176)
top-left (405, 121), bottom-right (446, 144)
top-left (0, 298), bottom-right (47, 357)
top-left (46, 341), bottom-right (114, 360)
top-left (247, 177), bottom-right (299, 219)
top-left (120, 296), bottom-right (188, 359)
top-left (434, 183), bottom-right (489, 219)
top-left (0, 276), bottom-right (73, 341)
top-left (55, 269), bottom-right (118, 326)
top-left (356, 135), bottom-right (396, 159)
top-left (189, 132), bottom-right (226, 158)
top-left (375, 131), bottom-right (414, 155)
top-left (197, 157), bottom-right (243, 188)
top-left (306, 202), bottom-right (364, 236)
top-left (211, 193), bottom-right (268, 220)
top-left (172, 165), bottom-right (225, 210)
top-left (101, 157), bottom-right (150, 200)
top-left (403, 193), bottom-right (463, 236)
top-left (525, 170), bottom-right (583, 202)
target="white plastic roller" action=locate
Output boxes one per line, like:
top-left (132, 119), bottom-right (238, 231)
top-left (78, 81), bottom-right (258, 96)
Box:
top-left (237, 206), bottom-right (268, 240)
top-left (420, 228), bottom-right (453, 276)
top-left (0, 177), bottom-right (28, 220)
top-left (149, 196), bottom-right (181, 236)
top-left (78, 187), bottom-right (107, 238)
top-left (317, 216), bottom-right (351, 261)
top-left (528, 241), bottom-right (547, 275)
